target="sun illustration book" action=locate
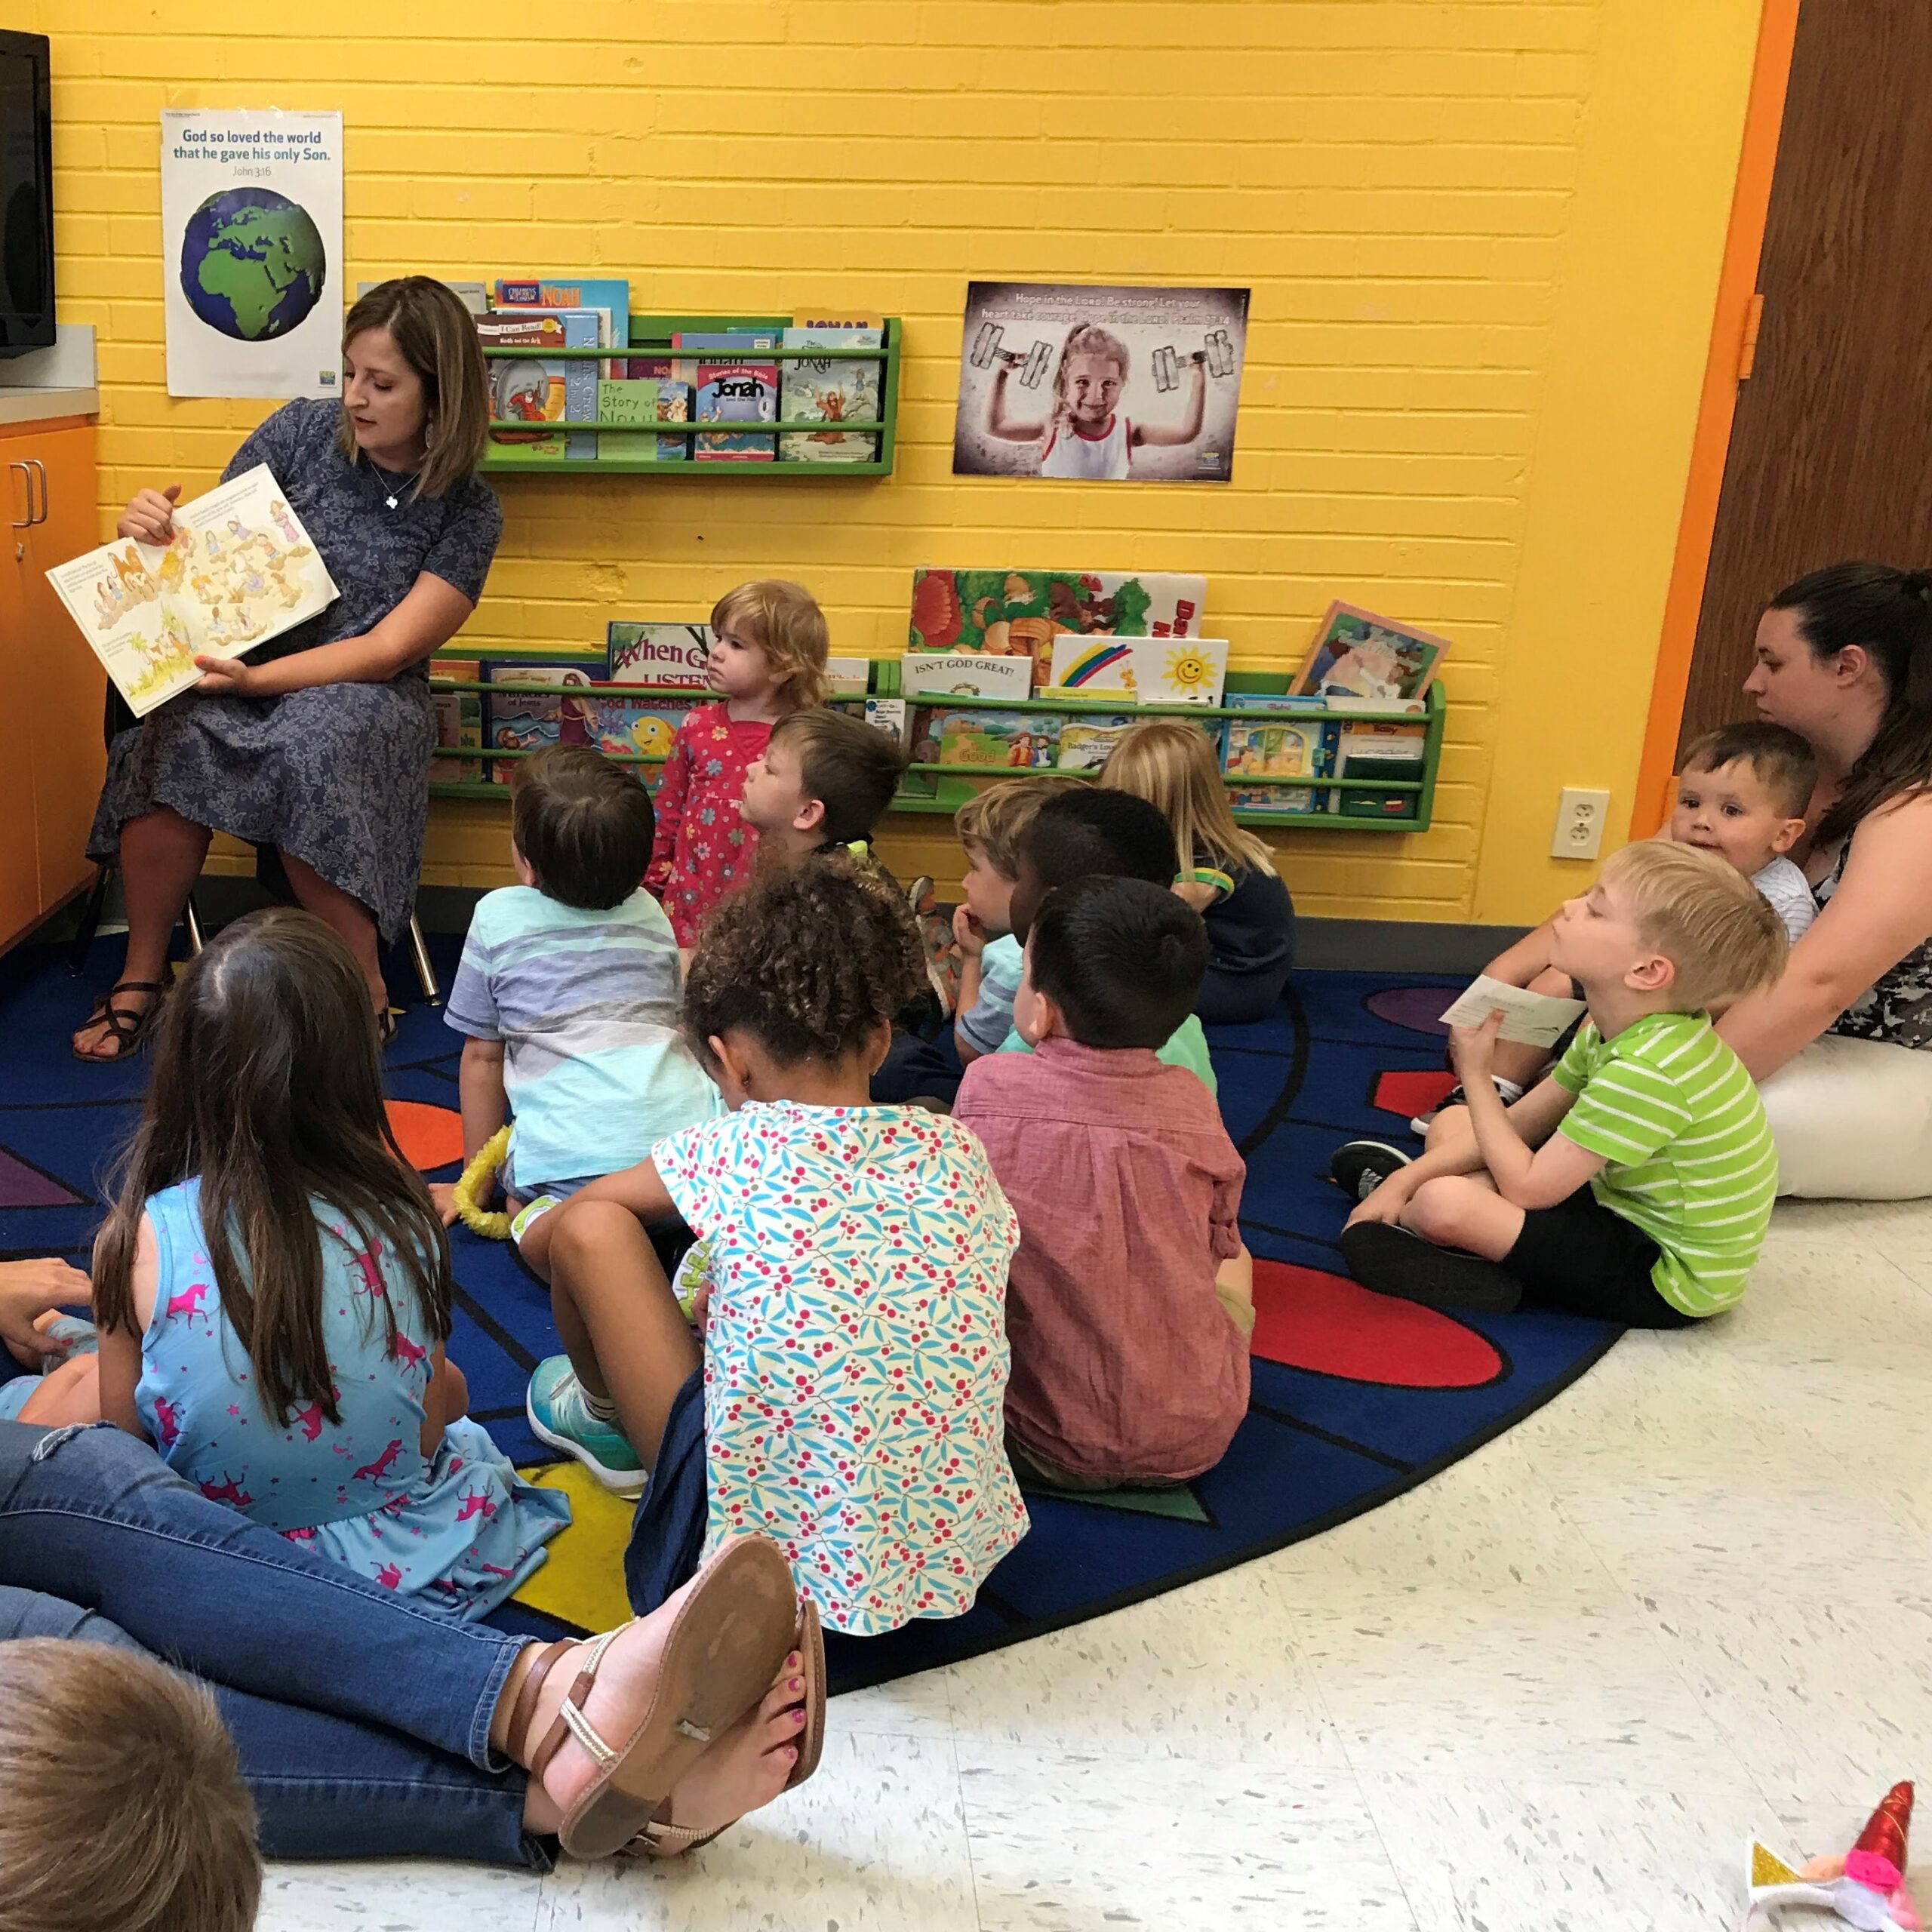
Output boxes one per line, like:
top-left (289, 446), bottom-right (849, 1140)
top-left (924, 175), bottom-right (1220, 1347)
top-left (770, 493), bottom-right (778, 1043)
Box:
top-left (1044, 635), bottom-right (1229, 706)
top-left (45, 465), bottom-right (339, 718)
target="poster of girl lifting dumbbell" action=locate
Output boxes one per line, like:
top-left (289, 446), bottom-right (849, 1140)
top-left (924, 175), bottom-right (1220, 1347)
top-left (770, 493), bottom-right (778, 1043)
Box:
top-left (952, 281), bottom-right (1249, 484)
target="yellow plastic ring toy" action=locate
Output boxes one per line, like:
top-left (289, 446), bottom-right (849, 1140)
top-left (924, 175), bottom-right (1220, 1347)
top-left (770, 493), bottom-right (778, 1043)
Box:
top-left (452, 1125), bottom-right (513, 1240)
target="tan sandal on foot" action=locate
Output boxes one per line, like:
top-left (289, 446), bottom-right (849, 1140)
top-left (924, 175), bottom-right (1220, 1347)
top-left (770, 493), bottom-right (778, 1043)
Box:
top-left (625, 1597), bottom-right (828, 1860)
top-left (510, 1535), bottom-right (798, 1861)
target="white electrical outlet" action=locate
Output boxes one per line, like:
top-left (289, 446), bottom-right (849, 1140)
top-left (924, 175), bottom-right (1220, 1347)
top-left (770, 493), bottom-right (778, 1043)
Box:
top-left (1552, 786), bottom-right (1611, 859)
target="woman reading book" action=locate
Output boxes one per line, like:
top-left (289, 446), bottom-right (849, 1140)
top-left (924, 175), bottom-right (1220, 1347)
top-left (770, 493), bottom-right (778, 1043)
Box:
top-left (74, 276), bottom-right (501, 1060)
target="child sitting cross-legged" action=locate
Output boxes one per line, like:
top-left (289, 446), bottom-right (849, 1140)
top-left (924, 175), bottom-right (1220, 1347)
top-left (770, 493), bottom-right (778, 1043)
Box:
top-left (955, 875), bottom-right (1253, 1489)
top-left (1341, 840), bottom-right (1788, 1326)
top-left (525, 857), bottom-right (1029, 1635)
top-left (436, 745), bottom-right (721, 1266)
top-left (1377, 721), bottom-right (1815, 1141)
top-left (992, 786), bottom-right (1220, 1091)
top-left (94, 908), bottom-right (570, 1617)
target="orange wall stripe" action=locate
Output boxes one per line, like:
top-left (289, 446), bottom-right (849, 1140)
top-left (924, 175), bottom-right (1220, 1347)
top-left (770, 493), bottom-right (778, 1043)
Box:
top-left (1630, 0), bottom-right (1801, 836)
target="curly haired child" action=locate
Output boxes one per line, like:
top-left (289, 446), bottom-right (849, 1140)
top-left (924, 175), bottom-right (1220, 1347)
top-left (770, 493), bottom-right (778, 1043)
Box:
top-left (526, 858), bottom-right (1028, 1636)
top-left (644, 580), bottom-right (830, 945)
top-left (983, 321), bottom-right (1209, 481)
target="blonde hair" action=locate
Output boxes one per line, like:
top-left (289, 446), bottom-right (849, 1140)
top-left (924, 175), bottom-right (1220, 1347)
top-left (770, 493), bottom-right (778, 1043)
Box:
top-left (1101, 718), bottom-right (1276, 878)
top-left (1600, 838), bottom-right (1789, 1011)
top-left (1052, 323), bottom-right (1130, 435)
top-left (0, 1641), bottom-right (260, 1932)
top-left (710, 579), bottom-right (829, 711)
top-left (334, 277), bottom-right (490, 498)
top-left (953, 774), bottom-right (1079, 878)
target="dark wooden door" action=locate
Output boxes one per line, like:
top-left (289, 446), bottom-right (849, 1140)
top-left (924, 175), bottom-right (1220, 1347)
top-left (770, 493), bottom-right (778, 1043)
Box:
top-left (1680, 0), bottom-right (1932, 753)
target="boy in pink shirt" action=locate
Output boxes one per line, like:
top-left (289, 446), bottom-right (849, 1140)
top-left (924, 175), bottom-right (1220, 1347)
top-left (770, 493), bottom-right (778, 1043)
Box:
top-left (955, 875), bottom-right (1251, 1488)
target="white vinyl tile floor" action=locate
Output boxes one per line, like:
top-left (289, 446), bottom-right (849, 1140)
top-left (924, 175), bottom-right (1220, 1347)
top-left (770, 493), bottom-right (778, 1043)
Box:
top-left (258, 1198), bottom-right (1929, 1930)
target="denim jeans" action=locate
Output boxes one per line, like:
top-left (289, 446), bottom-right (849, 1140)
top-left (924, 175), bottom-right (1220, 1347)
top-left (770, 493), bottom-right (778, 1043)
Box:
top-left (0, 1420), bottom-right (551, 1869)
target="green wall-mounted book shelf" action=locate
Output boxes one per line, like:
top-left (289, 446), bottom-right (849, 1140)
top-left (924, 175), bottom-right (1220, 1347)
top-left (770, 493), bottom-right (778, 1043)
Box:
top-left (478, 314), bottom-right (902, 478)
top-left (426, 662), bottom-right (1445, 834)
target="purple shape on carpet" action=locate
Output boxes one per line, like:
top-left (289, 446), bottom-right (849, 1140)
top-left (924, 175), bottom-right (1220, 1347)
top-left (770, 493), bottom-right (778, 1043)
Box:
top-left (1364, 986), bottom-right (1454, 1037)
top-left (0, 1147), bottom-right (85, 1208)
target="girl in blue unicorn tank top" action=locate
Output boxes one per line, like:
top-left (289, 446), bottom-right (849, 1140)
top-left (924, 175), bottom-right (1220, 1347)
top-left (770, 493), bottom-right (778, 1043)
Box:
top-left (94, 908), bottom-right (567, 1619)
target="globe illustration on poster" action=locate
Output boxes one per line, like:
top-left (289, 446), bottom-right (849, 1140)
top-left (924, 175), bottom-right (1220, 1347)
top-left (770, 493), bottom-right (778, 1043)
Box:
top-left (179, 188), bottom-right (328, 343)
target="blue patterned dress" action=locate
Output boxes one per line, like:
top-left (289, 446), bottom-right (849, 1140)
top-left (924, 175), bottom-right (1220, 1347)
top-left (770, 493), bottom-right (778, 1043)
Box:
top-left (133, 1178), bottom-right (568, 1620)
top-left (88, 398), bottom-right (503, 942)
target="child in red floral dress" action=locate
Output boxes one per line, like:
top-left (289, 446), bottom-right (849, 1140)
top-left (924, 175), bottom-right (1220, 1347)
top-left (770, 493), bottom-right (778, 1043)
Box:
top-left (644, 580), bottom-right (830, 945)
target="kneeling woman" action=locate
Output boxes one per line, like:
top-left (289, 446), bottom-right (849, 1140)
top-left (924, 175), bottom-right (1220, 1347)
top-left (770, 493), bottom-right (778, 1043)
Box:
top-left (76, 275), bottom-right (502, 1059)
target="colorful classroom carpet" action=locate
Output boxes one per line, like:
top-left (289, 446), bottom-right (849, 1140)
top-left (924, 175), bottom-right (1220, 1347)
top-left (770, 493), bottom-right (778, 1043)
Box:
top-left (0, 934), bottom-right (1620, 1694)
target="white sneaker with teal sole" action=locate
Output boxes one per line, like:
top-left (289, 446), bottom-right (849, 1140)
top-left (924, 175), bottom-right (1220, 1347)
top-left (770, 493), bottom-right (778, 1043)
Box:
top-left (526, 1355), bottom-right (648, 1499)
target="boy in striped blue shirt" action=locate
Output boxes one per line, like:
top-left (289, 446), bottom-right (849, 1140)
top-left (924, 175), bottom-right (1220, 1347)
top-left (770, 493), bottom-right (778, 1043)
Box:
top-left (438, 746), bottom-right (721, 1267)
top-left (1341, 840), bottom-right (1788, 1324)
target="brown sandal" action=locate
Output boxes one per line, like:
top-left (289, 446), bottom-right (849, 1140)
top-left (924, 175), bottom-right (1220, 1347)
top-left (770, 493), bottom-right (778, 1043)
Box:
top-left (626, 1598), bottom-right (826, 1860)
top-left (72, 980), bottom-right (168, 1063)
top-left (510, 1535), bottom-right (799, 1861)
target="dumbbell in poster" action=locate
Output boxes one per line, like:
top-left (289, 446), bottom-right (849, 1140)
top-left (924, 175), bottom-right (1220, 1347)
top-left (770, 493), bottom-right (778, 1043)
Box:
top-left (952, 281), bottom-right (1248, 484)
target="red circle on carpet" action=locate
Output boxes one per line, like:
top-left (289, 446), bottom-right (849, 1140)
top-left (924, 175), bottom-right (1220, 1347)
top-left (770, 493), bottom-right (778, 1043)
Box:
top-left (386, 1100), bottom-right (464, 1172)
top-left (1250, 1259), bottom-right (1503, 1388)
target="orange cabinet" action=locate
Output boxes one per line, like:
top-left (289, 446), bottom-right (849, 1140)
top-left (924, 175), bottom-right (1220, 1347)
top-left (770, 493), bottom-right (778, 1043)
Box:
top-left (0, 416), bottom-right (105, 952)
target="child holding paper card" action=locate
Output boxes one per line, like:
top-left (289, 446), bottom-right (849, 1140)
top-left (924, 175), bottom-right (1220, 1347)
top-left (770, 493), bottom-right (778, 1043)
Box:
top-left (1401, 723), bottom-right (1819, 1133)
top-left (1337, 841), bottom-right (1786, 1325)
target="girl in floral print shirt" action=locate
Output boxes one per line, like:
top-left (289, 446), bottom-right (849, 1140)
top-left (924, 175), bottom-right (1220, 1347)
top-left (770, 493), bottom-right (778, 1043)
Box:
top-left (643, 580), bottom-right (830, 946)
top-left (527, 858), bottom-right (1029, 1636)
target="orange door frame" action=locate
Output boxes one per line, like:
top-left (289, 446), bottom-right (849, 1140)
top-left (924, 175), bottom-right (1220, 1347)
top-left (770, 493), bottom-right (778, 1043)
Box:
top-left (1629, 0), bottom-right (1802, 836)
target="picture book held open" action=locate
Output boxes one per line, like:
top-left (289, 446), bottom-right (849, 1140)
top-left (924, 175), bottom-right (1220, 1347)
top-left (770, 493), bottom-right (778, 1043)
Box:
top-left (46, 465), bottom-right (339, 717)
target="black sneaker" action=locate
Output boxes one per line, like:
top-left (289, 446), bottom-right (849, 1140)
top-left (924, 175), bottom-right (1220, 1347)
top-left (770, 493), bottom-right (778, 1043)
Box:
top-left (1408, 1084), bottom-right (1466, 1135)
top-left (1339, 1221), bottom-right (1522, 1314)
top-left (1328, 1140), bottom-right (1414, 1204)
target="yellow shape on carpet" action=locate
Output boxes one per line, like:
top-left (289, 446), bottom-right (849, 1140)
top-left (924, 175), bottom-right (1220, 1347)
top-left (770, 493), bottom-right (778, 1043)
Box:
top-left (512, 1460), bottom-right (635, 1635)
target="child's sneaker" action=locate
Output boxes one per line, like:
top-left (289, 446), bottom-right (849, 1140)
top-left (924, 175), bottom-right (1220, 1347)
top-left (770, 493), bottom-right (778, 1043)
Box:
top-left (1329, 1140), bottom-right (1414, 1204)
top-left (525, 1355), bottom-right (647, 1498)
top-left (1408, 1075), bottom-right (1524, 1136)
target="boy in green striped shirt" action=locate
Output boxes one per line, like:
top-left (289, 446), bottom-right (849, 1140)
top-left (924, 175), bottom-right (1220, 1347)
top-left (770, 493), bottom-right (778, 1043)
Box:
top-left (1342, 841), bottom-right (1788, 1325)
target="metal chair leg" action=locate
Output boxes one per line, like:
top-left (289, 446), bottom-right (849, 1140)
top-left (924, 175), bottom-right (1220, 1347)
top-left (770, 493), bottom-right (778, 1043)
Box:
top-left (406, 913), bottom-right (441, 1005)
top-left (66, 866), bottom-right (112, 976)
top-left (183, 894), bottom-right (205, 956)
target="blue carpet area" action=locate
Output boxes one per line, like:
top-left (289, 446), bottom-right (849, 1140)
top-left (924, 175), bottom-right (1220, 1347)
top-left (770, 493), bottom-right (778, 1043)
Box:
top-left (0, 933), bottom-right (1620, 1694)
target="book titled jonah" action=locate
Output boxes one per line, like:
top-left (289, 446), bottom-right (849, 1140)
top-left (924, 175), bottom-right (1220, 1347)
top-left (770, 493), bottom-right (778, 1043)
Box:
top-left (675, 331), bottom-right (779, 461)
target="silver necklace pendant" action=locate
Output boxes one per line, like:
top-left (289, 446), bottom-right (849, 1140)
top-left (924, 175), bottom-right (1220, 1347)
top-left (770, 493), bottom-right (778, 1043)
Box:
top-left (384, 493), bottom-right (398, 510)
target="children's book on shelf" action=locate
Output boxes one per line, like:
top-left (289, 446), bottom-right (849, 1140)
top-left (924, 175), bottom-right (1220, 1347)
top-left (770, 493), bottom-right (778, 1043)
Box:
top-left (483, 655), bottom-right (609, 784)
top-left (606, 621), bottom-right (713, 690)
top-left (595, 379), bottom-right (667, 461)
top-left (779, 320), bottom-right (883, 463)
top-left (901, 652), bottom-right (1034, 703)
top-left (1291, 600), bottom-right (1449, 701)
top-left (429, 658), bottom-right (482, 784)
top-left (494, 306), bottom-right (600, 457)
top-left (824, 654), bottom-right (872, 697)
top-left (1328, 718), bottom-right (1426, 820)
top-left (865, 697), bottom-right (909, 747)
top-left (614, 355), bottom-right (691, 460)
top-left (1037, 634), bottom-right (1232, 708)
top-left (1221, 716), bottom-right (1328, 816)
top-left (358, 278), bottom-right (488, 315)
top-left (1054, 715), bottom-right (1137, 774)
top-left (45, 465), bottom-right (339, 718)
top-left (925, 709), bottom-right (1061, 769)
top-left (477, 312), bottom-right (570, 458)
top-left (490, 278), bottom-right (631, 376)
top-left (676, 331), bottom-right (779, 461)
top-left (910, 568), bottom-right (1208, 688)
top-left (589, 697), bottom-right (691, 765)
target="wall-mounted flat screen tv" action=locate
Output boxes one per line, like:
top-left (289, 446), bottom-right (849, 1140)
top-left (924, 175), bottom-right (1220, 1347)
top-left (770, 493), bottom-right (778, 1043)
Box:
top-left (0, 31), bottom-right (54, 356)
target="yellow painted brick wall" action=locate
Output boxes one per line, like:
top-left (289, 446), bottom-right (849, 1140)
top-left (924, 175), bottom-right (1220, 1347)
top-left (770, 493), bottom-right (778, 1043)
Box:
top-left (32, 0), bottom-right (1760, 923)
